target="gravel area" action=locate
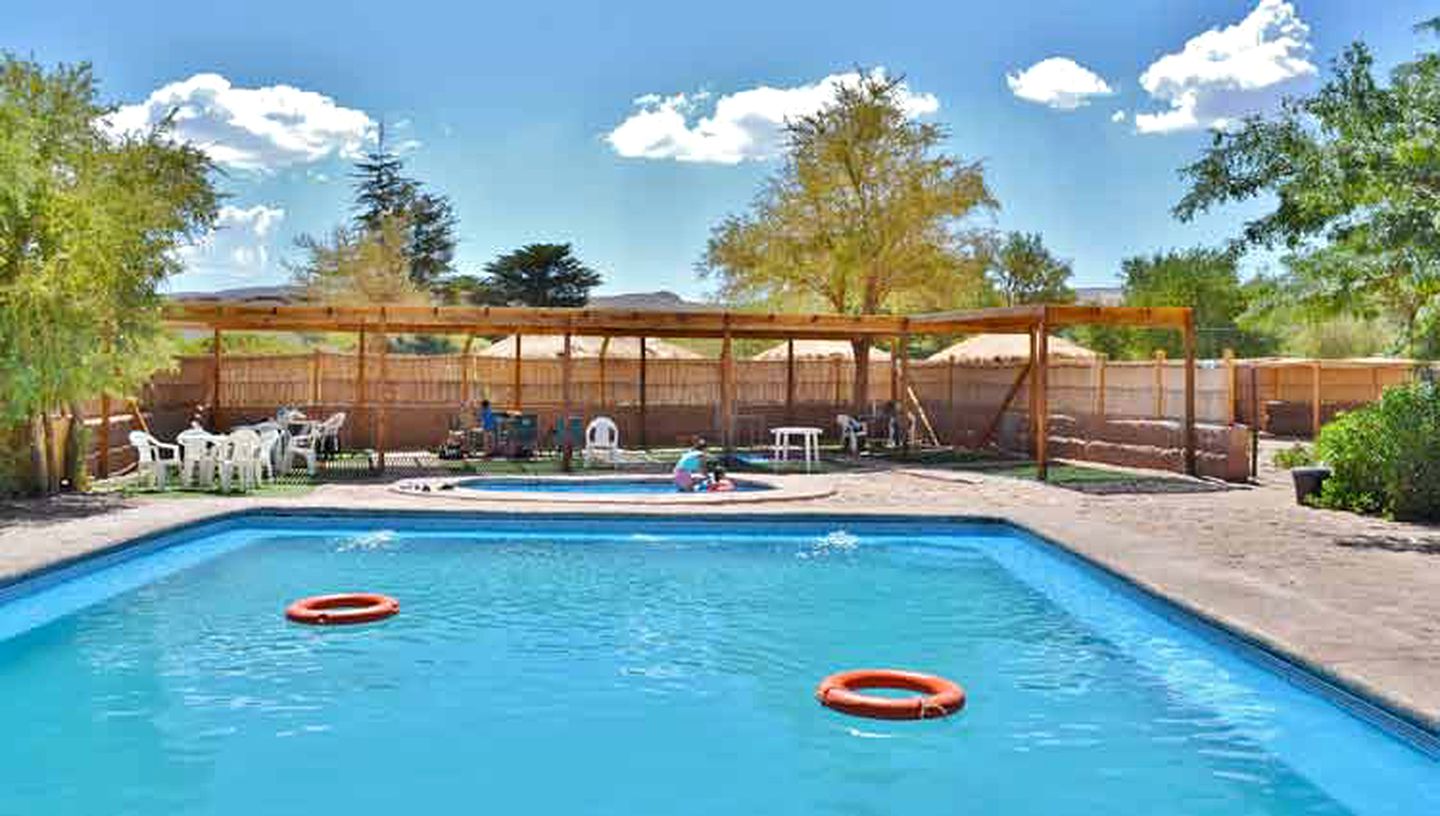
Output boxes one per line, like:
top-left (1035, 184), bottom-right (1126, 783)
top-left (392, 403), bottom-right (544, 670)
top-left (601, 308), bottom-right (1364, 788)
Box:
top-left (2, 441), bottom-right (1437, 734)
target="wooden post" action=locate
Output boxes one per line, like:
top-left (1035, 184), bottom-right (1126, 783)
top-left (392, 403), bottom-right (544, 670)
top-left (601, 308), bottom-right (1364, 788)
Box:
top-left (889, 337), bottom-right (901, 402)
top-left (376, 322), bottom-right (388, 473)
top-left (562, 332), bottom-right (573, 471)
top-left (97, 392), bottom-right (111, 479)
top-left (1371, 365), bottom-right (1381, 402)
top-left (898, 334), bottom-right (911, 449)
top-left (1183, 313), bottom-right (1198, 477)
top-left (210, 328), bottom-right (222, 431)
top-left (1035, 322), bottom-right (1050, 481)
top-left (1311, 360), bottom-right (1322, 437)
top-left (356, 325), bottom-right (367, 456)
top-left (459, 335), bottom-right (474, 407)
top-left (1153, 350), bottom-right (1167, 418)
top-left (1223, 348), bottom-right (1236, 425)
top-left (512, 333), bottom-right (523, 411)
top-left (598, 336), bottom-right (610, 408)
top-left (310, 349), bottom-right (322, 407)
top-left (639, 336), bottom-right (648, 448)
top-left (1094, 354), bottom-right (1108, 419)
top-left (720, 332), bottom-right (735, 451)
top-left (832, 356), bottom-right (843, 406)
top-left (1250, 364), bottom-right (1261, 480)
top-left (785, 338), bottom-right (796, 424)
top-left (1028, 328), bottom-right (1040, 462)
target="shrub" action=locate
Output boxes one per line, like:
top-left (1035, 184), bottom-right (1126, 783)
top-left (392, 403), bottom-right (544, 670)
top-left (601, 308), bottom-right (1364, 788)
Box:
top-left (1315, 381), bottom-right (1440, 520)
top-left (1271, 444), bottom-right (1316, 470)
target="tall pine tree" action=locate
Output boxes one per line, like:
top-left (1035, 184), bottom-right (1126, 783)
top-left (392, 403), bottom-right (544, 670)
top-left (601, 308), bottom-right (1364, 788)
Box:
top-left (350, 126), bottom-right (458, 290)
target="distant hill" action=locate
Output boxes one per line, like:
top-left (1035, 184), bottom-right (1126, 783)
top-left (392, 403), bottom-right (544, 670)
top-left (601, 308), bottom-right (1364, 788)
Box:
top-left (1074, 286), bottom-right (1123, 306)
top-left (167, 286), bottom-right (709, 311)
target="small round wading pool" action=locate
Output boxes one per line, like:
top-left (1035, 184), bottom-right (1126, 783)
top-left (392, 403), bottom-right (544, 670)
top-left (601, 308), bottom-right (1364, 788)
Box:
top-left (459, 476), bottom-right (771, 494)
top-left (392, 474), bottom-right (834, 504)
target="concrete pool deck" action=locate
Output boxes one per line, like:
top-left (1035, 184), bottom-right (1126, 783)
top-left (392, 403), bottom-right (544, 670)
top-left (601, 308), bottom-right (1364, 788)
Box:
top-left (2, 444), bottom-right (1438, 737)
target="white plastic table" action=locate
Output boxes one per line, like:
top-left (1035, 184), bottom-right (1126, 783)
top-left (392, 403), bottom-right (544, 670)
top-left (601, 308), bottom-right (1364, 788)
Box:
top-left (770, 426), bottom-right (823, 470)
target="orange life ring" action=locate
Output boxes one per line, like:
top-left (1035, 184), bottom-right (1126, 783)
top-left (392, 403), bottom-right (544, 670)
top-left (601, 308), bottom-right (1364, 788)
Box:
top-left (285, 593), bottom-right (399, 625)
top-left (816, 669), bottom-right (966, 720)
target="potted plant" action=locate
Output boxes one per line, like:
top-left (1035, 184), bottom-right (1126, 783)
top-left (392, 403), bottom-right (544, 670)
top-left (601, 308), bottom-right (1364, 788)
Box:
top-left (1273, 444), bottom-right (1330, 505)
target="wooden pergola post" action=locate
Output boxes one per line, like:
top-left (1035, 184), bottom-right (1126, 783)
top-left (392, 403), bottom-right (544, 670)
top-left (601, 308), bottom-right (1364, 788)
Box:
top-left (561, 331), bottom-right (573, 471)
top-left (889, 337), bottom-right (901, 402)
top-left (356, 325), bottom-right (367, 457)
top-left (1035, 319), bottom-right (1050, 481)
top-left (310, 348), bottom-right (323, 408)
top-left (97, 392), bottom-right (111, 478)
top-left (639, 336), bottom-right (648, 448)
top-left (720, 331), bottom-right (734, 451)
top-left (210, 328), bottom-right (222, 431)
top-left (1027, 328), bottom-right (1039, 456)
top-left (598, 336), bottom-right (610, 408)
top-left (1311, 360), bottom-right (1323, 436)
top-left (785, 338), bottom-right (796, 425)
top-left (1183, 313), bottom-right (1198, 477)
top-left (460, 335), bottom-right (475, 406)
top-left (376, 319), bottom-right (389, 473)
top-left (898, 334), bottom-right (912, 448)
top-left (512, 333), bottom-right (523, 411)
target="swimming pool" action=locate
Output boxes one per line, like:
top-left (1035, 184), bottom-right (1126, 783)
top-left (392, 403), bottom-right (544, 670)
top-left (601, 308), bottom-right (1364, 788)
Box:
top-left (0, 513), bottom-right (1434, 814)
top-left (455, 476), bottom-right (774, 493)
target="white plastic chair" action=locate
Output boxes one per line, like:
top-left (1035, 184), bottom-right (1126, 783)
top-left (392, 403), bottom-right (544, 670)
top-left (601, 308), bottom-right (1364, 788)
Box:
top-left (287, 429), bottom-right (320, 476)
top-left (583, 417), bottom-right (621, 466)
top-left (316, 412), bottom-right (346, 457)
top-left (837, 414), bottom-right (868, 456)
top-left (129, 431), bottom-right (180, 489)
top-left (176, 426), bottom-right (225, 488)
top-left (217, 429), bottom-right (263, 492)
top-left (256, 428), bottom-right (281, 484)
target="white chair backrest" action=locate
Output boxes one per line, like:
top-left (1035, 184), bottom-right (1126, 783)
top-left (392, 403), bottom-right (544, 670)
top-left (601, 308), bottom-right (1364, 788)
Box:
top-left (129, 431), bottom-right (156, 463)
top-left (177, 428), bottom-right (217, 457)
top-left (227, 428), bottom-right (262, 460)
top-left (586, 417), bottom-right (619, 449)
top-left (321, 412), bottom-right (347, 433)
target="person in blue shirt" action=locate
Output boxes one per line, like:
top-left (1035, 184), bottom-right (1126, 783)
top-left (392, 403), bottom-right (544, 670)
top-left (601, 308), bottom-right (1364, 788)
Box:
top-left (673, 437), bottom-right (708, 491)
top-left (475, 399), bottom-right (498, 455)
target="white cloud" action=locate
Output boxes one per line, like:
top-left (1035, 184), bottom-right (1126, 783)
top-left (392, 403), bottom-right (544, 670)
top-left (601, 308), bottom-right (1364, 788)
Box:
top-left (1135, 0), bottom-right (1316, 134)
top-left (1006, 57), bottom-right (1114, 110)
top-left (177, 204), bottom-right (286, 285)
top-left (106, 74), bottom-right (376, 171)
top-left (1111, 110), bottom-right (1127, 123)
top-left (605, 69), bottom-right (939, 164)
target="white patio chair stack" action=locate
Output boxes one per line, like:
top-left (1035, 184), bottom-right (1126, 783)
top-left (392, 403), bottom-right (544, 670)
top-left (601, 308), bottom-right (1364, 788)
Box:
top-left (256, 427), bottom-right (282, 484)
top-left (287, 427), bottom-right (320, 476)
top-left (316, 412), bottom-right (346, 456)
top-left (217, 429), bottom-right (264, 492)
top-left (128, 431), bottom-right (180, 489)
top-left (176, 426), bottom-right (225, 488)
top-left (837, 414), bottom-right (867, 456)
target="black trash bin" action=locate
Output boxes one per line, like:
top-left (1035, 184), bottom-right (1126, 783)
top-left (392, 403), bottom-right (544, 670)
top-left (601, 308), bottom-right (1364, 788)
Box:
top-left (1291, 466), bottom-right (1331, 505)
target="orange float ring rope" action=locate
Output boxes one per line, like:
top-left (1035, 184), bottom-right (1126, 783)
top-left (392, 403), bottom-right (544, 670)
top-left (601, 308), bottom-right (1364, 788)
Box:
top-left (285, 593), bottom-right (399, 625)
top-left (816, 669), bottom-right (966, 720)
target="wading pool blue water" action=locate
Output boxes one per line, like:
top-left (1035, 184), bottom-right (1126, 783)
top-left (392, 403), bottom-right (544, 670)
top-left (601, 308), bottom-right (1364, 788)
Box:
top-left (0, 514), bottom-right (1434, 815)
top-left (455, 476), bottom-right (773, 493)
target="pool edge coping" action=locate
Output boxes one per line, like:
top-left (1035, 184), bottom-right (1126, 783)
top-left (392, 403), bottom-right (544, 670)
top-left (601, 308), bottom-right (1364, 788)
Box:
top-left (2, 503), bottom-right (1436, 750)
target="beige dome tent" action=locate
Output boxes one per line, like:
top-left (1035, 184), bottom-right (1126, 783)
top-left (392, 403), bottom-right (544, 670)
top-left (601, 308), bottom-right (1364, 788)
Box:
top-left (476, 335), bottom-right (702, 359)
top-left (752, 339), bottom-right (892, 361)
top-left (928, 333), bottom-right (1097, 363)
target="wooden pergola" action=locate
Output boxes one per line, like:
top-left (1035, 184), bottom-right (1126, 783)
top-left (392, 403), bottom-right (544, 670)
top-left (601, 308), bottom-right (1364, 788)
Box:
top-left (160, 302), bottom-right (1198, 479)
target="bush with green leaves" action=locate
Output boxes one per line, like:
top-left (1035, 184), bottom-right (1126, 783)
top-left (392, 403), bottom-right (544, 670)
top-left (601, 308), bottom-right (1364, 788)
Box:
top-left (1315, 381), bottom-right (1440, 519)
top-left (1271, 444), bottom-right (1316, 470)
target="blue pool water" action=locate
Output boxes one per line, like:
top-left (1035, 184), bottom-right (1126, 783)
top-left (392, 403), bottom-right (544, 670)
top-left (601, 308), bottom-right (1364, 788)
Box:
top-left (456, 476), bottom-right (773, 493)
top-left (0, 514), bottom-right (1434, 815)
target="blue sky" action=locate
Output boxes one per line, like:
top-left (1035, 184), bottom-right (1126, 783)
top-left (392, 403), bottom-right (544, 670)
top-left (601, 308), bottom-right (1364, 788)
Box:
top-left (7, 0), bottom-right (1435, 297)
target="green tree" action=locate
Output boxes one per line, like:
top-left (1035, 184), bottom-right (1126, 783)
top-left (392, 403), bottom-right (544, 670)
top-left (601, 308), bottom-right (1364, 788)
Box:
top-left (1174, 26), bottom-right (1440, 356)
top-left (292, 215), bottom-right (428, 305)
top-left (0, 56), bottom-right (218, 494)
top-left (701, 70), bottom-right (995, 407)
top-left (482, 243), bottom-right (601, 307)
top-left (351, 133), bottom-right (457, 291)
top-left (987, 232), bottom-right (1074, 306)
top-left (1069, 248), bottom-right (1275, 359)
